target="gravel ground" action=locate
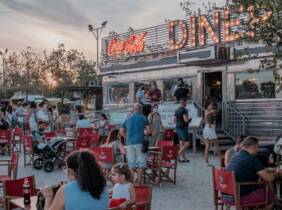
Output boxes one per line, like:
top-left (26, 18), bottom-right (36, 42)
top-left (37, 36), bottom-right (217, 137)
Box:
top-left (1, 148), bottom-right (221, 210)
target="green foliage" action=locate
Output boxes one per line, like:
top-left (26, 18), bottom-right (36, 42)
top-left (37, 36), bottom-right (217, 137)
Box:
top-left (180, 0), bottom-right (282, 91)
top-left (0, 44), bottom-right (98, 98)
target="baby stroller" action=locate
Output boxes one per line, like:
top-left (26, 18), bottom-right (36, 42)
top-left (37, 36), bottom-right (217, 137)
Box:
top-left (33, 137), bottom-right (67, 172)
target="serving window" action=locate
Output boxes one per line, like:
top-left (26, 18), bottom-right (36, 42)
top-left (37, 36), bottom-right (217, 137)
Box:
top-left (163, 77), bottom-right (194, 101)
top-left (107, 84), bottom-right (129, 104)
top-left (235, 70), bottom-right (277, 99)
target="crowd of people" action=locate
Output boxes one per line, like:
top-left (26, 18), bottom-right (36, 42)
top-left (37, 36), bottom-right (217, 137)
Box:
top-left (2, 77), bottom-right (278, 209)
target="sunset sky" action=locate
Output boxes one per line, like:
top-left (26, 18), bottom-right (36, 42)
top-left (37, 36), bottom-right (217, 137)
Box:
top-left (0, 0), bottom-right (225, 59)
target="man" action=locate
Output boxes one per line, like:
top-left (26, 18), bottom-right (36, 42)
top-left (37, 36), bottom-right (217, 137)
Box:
top-left (173, 98), bottom-right (191, 162)
top-left (226, 136), bottom-right (279, 207)
top-left (136, 83), bottom-right (146, 104)
top-left (173, 78), bottom-right (189, 101)
top-left (120, 103), bottom-right (151, 185)
top-left (147, 81), bottom-right (162, 103)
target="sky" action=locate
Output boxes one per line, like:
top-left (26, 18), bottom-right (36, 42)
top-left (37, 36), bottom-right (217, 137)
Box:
top-left (0, 0), bottom-right (226, 59)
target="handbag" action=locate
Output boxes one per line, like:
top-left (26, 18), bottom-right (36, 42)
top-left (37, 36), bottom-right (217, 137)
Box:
top-left (36, 182), bottom-right (65, 210)
top-left (142, 138), bottom-right (150, 153)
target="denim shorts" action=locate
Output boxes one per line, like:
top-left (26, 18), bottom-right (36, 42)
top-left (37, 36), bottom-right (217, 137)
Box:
top-left (176, 128), bottom-right (190, 142)
top-left (126, 144), bottom-right (147, 168)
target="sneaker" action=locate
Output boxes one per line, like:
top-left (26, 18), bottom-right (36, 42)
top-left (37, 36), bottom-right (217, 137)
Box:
top-left (183, 159), bottom-right (190, 163)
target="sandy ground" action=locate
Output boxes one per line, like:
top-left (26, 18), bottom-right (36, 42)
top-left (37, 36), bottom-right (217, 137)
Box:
top-left (1, 148), bottom-right (221, 210)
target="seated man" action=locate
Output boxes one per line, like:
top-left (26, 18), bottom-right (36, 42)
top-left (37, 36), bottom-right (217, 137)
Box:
top-left (226, 136), bottom-right (280, 208)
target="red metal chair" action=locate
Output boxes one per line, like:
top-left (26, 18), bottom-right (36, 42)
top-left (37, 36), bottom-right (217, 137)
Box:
top-left (12, 128), bottom-right (23, 152)
top-left (145, 145), bottom-right (178, 186)
top-left (90, 133), bottom-right (100, 146)
top-left (92, 147), bottom-right (115, 167)
top-left (156, 140), bottom-right (173, 148)
top-left (43, 131), bottom-right (56, 141)
top-left (134, 185), bottom-right (152, 210)
top-left (77, 128), bottom-right (93, 137)
top-left (23, 135), bottom-right (36, 166)
top-left (3, 175), bottom-right (36, 210)
top-left (0, 152), bottom-right (19, 182)
top-left (76, 136), bottom-right (91, 150)
top-left (0, 130), bottom-right (11, 155)
top-left (212, 167), bottom-right (269, 210)
top-left (92, 147), bottom-right (115, 178)
top-left (164, 129), bottom-right (174, 141)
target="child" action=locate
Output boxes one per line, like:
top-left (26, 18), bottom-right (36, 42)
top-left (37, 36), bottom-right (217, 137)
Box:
top-left (109, 163), bottom-right (136, 209)
top-left (101, 129), bottom-right (125, 163)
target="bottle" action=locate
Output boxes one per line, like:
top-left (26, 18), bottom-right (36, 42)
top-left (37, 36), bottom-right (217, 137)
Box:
top-left (268, 153), bottom-right (274, 167)
top-left (23, 178), bottom-right (31, 205)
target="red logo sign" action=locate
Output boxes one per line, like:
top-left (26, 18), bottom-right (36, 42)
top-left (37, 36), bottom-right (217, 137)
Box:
top-left (107, 32), bottom-right (147, 56)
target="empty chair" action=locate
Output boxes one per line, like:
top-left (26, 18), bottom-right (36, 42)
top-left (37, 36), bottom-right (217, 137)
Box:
top-left (3, 175), bottom-right (36, 210)
top-left (0, 130), bottom-right (11, 155)
top-left (0, 152), bottom-right (19, 182)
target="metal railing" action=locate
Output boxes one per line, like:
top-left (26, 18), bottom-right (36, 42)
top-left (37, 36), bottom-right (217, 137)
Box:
top-left (228, 100), bottom-right (282, 138)
top-left (222, 102), bottom-right (247, 141)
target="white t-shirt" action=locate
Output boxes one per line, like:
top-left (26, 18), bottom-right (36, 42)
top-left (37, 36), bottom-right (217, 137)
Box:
top-left (112, 183), bottom-right (131, 200)
top-left (37, 109), bottom-right (49, 122)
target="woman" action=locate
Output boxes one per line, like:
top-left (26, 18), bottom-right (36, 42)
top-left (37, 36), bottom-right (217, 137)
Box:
top-left (203, 103), bottom-right (221, 166)
top-left (26, 102), bottom-right (41, 142)
top-left (41, 150), bottom-right (108, 210)
top-left (6, 105), bottom-right (16, 129)
top-left (224, 135), bottom-right (246, 167)
top-left (148, 104), bottom-right (164, 146)
top-left (99, 113), bottom-right (109, 137)
top-left (0, 106), bottom-right (8, 130)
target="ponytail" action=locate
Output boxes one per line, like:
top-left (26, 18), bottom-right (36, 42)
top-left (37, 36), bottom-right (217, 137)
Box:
top-left (66, 151), bottom-right (106, 199)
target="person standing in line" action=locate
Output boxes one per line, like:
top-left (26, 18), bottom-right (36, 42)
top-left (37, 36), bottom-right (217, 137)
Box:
top-left (173, 78), bottom-right (190, 102)
top-left (136, 83), bottom-right (146, 104)
top-left (173, 98), bottom-right (191, 163)
top-left (120, 103), bottom-right (151, 185)
top-left (148, 104), bottom-right (164, 146)
top-left (203, 103), bottom-right (221, 166)
top-left (147, 81), bottom-right (162, 104)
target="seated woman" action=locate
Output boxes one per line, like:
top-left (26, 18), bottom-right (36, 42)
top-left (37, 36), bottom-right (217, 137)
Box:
top-left (224, 135), bottom-right (246, 167)
top-left (41, 150), bottom-right (108, 210)
top-left (101, 129), bottom-right (125, 163)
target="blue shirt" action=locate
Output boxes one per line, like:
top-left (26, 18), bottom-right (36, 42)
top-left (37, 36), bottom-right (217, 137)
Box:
top-left (64, 181), bottom-right (108, 210)
top-left (136, 89), bottom-right (145, 104)
top-left (122, 112), bottom-right (149, 145)
top-left (76, 119), bottom-right (92, 128)
top-left (226, 150), bottom-right (264, 196)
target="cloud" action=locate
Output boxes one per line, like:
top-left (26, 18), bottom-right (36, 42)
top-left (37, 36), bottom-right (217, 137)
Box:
top-left (0, 0), bottom-right (227, 59)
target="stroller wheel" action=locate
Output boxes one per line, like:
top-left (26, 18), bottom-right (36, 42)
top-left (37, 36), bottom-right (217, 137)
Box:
top-left (44, 160), bottom-right (54, 173)
top-left (34, 158), bottom-right (44, 170)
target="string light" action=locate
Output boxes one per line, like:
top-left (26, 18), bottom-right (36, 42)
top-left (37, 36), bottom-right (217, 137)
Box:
top-left (223, 7), bottom-right (241, 42)
top-left (168, 20), bottom-right (187, 50)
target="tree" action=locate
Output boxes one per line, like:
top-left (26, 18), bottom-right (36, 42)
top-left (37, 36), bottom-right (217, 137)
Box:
top-left (0, 44), bottom-right (99, 98)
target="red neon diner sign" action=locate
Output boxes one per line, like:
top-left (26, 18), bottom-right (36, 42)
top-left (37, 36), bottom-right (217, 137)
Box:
top-left (107, 32), bottom-right (147, 56)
